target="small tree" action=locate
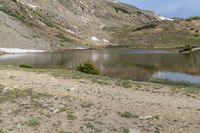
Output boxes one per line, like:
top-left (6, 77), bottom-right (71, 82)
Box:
top-left (76, 60), bottom-right (100, 75)
top-left (185, 45), bottom-right (192, 51)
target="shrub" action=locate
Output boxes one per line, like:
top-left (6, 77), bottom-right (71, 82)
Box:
top-left (19, 64), bottom-right (33, 68)
top-left (76, 61), bottom-right (100, 75)
top-left (184, 45), bottom-right (192, 51)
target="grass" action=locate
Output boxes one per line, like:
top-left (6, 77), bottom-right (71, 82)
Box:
top-left (0, 83), bottom-right (51, 104)
top-left (0, 65), bottom-right (200, 95)
top-left (115, 80), bottom-right (133, 88)
top-left (67, 112), bottom-right (77, 120)
top-left (151, 79), bottom-right (200, 95)
top-left (123, 128), bottom-right (129, 133)
top-left (19, 64), bottom-right (33, 68)
top-left (0, 88), bottom-right (31, 103)
top-left (104, 22), bottom-right (200, 49)
top-left (114, 7), bottom-right (131, 15)
top-left (132, 23), bottom-right (158, 32)
top-left (81, 102), bottom-right (94, 108)
top-left (85, 123), bottom-right (101, 133)
top-left (58, 131), bottom-right (72, 133)
top-left (27, 117), bottom-right (40, 127)
top-left (120, 111), bottom-right (138, 118)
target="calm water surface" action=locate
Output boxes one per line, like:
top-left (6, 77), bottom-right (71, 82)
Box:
top-left (1, 49), bottom-right (200, 84)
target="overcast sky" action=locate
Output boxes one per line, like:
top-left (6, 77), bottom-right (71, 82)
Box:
top-left (120, 0), bottom-right (200, 18)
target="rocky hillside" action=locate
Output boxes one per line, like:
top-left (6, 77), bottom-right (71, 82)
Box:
top-left (0, 0), bottom-right (162, 50)
top-left (1, 0), bottom-right (199, 50)
top-left (108, 17), bottom-right (200, 48)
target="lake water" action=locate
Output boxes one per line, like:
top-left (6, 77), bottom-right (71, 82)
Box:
top-left (1, 49), bottom-right (200, 84)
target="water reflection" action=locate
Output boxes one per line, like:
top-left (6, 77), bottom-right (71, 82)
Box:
top-left (153, 71), bottom-right (200, 84)
top-left (1, 49), bottom-right (200, 83)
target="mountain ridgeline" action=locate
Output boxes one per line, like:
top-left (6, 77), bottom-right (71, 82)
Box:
top-left (0, 0), bottom-right (200, 49)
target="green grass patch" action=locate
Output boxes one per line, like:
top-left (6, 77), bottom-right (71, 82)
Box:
top-left (58, 131), bottom-right (72, 133)
top-left (120, 111), bottom-right (138, 118)
top-left (123, 128), bottom-right (129, 133)
top-left (114, 7), bottom-right (131, 15)
top-left (27, 117), bottom-right (40, 127)
top-left (81, 102), bottom-right (94, 108)
top-left (151, 79), bottom-right (200, 94)
top-left (85, 123), bottom-right (101, 133)
top-left (67, 112), bottom-right (77, 120)
top-left (0, 84), bottom-right (50, 103)
top-left (0, 88), bottom-right (31, 103)
top-left (1, 65), bottom-right (200, 96)
top-left (19, 64), bottom-right (33, 68)
top-left (116, 80), bottom-right (133, 88)
top-left (132, 23), bottom-right (158, 32)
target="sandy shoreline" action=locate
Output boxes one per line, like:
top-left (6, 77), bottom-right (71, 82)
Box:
top-left (0, 67), bottom-right (200, 133)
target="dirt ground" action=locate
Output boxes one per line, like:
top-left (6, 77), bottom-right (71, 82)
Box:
top-left (0, 69), bottom-right (200, 133)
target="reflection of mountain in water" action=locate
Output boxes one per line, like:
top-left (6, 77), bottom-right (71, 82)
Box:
top-left (1, 49), bottom-right (200, 82)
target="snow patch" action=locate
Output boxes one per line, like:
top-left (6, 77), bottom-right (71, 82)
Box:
top-left (112, 0), bottom-right (119, 3)
top-left (65, 29), bottom-right (76, 35)
top-left (26, 3), bottom-right (37, 9)
top-left (37, 20), bottom-right (46, 26)
top-left (103, 39), bottom-right (109, 43)
top-left (0, 48), bottom-right (45, 54)
top-left (154, 14), bottom-right (173, 21)
top-left (75, 47), bottom-right (87, 50)
top-left (91, 36), bottom-right (100, 42)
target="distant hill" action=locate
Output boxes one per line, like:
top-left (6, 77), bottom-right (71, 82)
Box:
top-left (0, 0), bottom-right (200, 49)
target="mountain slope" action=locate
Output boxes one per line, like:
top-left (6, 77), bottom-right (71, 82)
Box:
top-left (106, 17), bottom-right (200, 48)
top-left (0, 0), bottom-right (160, 50)
top-left (1, 0), bottom-right (199, 50)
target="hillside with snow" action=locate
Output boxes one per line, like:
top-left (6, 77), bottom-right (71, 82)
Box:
top-left (0, 0), bottom-right (199, 50)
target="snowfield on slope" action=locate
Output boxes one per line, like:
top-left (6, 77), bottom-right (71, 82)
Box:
top-left (154, 14), bottom-right (174, 21)
top-left (0, 48), bottom-right (45, 54)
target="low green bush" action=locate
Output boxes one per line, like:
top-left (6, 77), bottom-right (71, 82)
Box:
top-left (19, 64), bottom-right (33, 68)
top-left (184, 45), bottom-right (192, 51)
top-left (76, 61), bottom-right (100, 75)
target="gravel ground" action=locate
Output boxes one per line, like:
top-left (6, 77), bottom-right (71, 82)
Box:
top-left (0, 69), bottom-right (200, 133)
